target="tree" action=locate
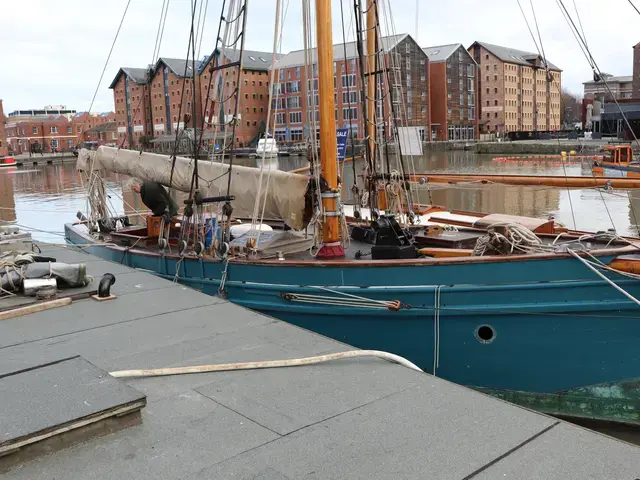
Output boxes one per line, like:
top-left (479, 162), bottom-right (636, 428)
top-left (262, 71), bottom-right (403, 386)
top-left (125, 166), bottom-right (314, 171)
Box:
top-left (139, 135), bottom-right (153, 151)
top-left (561, 89), bottom-right (583, 126)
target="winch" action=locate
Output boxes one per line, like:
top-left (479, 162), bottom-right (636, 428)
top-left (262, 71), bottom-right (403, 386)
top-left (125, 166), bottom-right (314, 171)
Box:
top-left (370, 215), bottom-right (417, 260)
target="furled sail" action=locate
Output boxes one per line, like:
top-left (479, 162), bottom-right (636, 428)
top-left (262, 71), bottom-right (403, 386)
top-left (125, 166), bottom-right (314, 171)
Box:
top-left (77, 147), bottom-right (311, 230)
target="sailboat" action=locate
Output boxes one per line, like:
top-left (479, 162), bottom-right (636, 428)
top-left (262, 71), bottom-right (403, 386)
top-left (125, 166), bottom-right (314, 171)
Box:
top-left (66, 0), bottom-right (640, 427)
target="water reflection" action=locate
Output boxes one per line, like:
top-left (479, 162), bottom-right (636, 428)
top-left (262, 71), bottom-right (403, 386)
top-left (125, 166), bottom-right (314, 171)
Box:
top-left (0, 173), bottom-right (16, 222)
top-left (2, 151), bottom-right (640, 241)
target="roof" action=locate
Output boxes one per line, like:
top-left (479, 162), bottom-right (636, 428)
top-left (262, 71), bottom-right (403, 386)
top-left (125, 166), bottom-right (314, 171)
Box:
top-left (74, 111), bottom-right (115, 119)
top-left (273, 34), bottom-right (410, 70)
top-left (422, 43), bottom-right (464, 63)
top-left (108, 67), bottom-right (150, 89)
top-left (583, 75), bottom-right (633, 85)
top-left (470, 41), bottom-right (561, 71)
top-left (155, 57), bottom-right (194, 78)
top-left (8, 116), bottom-right (70, 125)
top-left (85, 122), bottom-right (116, 133)
top-left (199, 49), bottom-right (284, 73)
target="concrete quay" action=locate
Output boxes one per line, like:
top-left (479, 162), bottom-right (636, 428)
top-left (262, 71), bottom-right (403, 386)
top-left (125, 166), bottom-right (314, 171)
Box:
top-left (13, 152), bottom-right (76, 166)
top-left (1, 243), bottom-right (640, 479)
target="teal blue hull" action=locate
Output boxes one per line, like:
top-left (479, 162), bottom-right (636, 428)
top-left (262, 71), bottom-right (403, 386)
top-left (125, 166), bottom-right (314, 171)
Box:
top-left (65, 224), bottom-right (640, 401)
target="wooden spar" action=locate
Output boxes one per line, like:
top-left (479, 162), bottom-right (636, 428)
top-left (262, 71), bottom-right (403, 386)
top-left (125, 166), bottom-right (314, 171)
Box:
top-left (406, 173), bottom-right (640, 189)
top-left (315, 0), bottom-right (345, 258)
top-left (0, 298), bottom-right (72, 322)
top-left (289, 164), bottom-right (640, 188)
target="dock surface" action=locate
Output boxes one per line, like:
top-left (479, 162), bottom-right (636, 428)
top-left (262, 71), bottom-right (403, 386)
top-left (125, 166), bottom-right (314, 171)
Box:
top-left (1, 244), bottom-right (640, 479)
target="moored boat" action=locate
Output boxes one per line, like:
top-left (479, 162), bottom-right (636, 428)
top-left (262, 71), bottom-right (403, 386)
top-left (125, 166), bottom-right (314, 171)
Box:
top-left (0, 156), bottom-right (16, 168)
top-left (593, 145), bottom-right (640, 178)
top-left (66, 185), bottom-right (640, 427)
top-left (64, 0), bottom-right (640, 428)
top-left (256, 134), bottom-right (279, 156)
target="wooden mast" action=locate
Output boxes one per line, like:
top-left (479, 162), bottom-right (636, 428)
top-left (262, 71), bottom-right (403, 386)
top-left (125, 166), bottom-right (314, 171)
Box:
top-left (366, 0), bottom-right (376, 167)
top-left (367, 0), bottom-right (387, 212)
top-left (315, 0), bottom-right (345, 258)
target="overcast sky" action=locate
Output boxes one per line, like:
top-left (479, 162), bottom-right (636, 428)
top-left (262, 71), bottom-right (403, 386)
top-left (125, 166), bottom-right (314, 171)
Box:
top-left (1, 0), bottom-right (637, 114)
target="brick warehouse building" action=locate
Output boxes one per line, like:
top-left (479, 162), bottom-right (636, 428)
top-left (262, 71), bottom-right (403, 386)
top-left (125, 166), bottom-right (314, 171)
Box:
top-left (82, 122), bottom-right (118, 147)
top-left (423, 44), bottom-right (478, 141)
top-left (110, 67), bottom-right (152, 149)
top-left (270, 33), bottom-right (430, 144)
top-left (633, 42), bottom-right (640, 98)
top-left (199, 49), bottom-right (283, 147)
top-left (148, 57), bottom-right (202, 141)
top-left (0, 100), bottom-right (8, 157)
top-left (73, 111), bottom-right (117, 145)
top-left (468, 41), bottom-right (561, 135)
top-left (5, 116), bottom-right (78, 154)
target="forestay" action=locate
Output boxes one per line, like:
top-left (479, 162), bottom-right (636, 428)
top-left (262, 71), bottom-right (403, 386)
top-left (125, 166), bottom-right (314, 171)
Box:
top-left (77, 147), bottom-right (311, 230)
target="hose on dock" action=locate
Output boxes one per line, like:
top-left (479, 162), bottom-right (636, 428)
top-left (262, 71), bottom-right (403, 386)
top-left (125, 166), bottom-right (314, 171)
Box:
top-left (109, 350), bottom-right (424, 378)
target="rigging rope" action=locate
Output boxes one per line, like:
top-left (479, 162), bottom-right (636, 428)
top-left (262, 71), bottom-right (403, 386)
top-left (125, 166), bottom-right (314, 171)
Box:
top-left (377, 0), bottom-right (420, 220)
top-left (556, 0), bottom-right (640, 229)
top-left (433, 285), bottom-right (441, 375)
top-left (254, 0), bottom-right (291, 250)
top-left (87, 0), bottom-right (131, 114)
top-left (118, 0), bottom-right (171, 150)
top-left (568, 248), bottom-right (640, 307)
top-left (515, 0), bottom-right (576, 229)
top-left (168, 0), bottom-right (200, 193)
top-left (196, 0), bottom-right (210, 60)
top-left (557, 0), bottom-right (640, 151)
top-left (340, 0), bottom-right (361, 217)
top-left (302, 0), bottom-right (327, 256)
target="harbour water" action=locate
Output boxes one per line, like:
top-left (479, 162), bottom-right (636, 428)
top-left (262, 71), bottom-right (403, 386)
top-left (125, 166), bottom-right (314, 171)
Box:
top-left (2, 151), bottom-right (639, 242)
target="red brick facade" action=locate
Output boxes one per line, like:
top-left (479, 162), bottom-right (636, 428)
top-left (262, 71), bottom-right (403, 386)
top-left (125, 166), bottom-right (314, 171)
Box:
top-left (111, 67), bottom-right (152, 149)
top-left (73, 112), bottom-right (117, 144)
top-left (110, 52), bottom-right (276, 151)
top-left (271, 34), bottom-right (430, 144)
top-left (199, 58), bottom-right (272, 147)
top-left (5, 116), bottom-right (78, 154)
top-left (425, 44), bottom-right (478, 141)
top-left (82, 122), bottom-right (118, 146)
top-left (148, 60), bottom-right (199, 139)
top-left (633, 42), bottom-right (640, 99)
top-left (0, 100), bottom-right (7, 157)
top-left (469, 42), bottom-right (561, 134)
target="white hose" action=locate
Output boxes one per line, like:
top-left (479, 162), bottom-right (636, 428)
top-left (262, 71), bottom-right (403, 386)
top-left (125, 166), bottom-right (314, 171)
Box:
top-left (109, 350), bottom-right (423, 378)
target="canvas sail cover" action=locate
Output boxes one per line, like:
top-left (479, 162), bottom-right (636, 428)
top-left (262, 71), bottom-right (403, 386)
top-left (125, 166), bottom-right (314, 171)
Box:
top-left (77, 147), bottom-right (311, 230)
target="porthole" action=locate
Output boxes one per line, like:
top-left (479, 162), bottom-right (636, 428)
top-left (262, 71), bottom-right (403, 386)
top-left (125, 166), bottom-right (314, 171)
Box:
top-left (475, 325), bottom-right (496, 344)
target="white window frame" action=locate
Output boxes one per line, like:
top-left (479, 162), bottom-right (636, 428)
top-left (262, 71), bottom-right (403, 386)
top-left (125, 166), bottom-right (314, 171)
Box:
top-left (289, 111), bottom-right (302, 124)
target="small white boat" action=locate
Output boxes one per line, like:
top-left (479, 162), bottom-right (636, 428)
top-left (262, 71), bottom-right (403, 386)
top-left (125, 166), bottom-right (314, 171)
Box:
top-left (256, 135), bottom-right (278, 156)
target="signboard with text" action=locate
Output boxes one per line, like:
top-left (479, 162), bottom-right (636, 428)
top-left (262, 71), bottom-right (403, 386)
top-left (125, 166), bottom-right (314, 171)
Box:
top-left (336, 128), bottom-right (348, 162)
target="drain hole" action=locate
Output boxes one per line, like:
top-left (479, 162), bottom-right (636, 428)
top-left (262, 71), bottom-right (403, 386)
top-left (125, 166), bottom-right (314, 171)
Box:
top-left (476, 325), bottom-right (495, 343)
